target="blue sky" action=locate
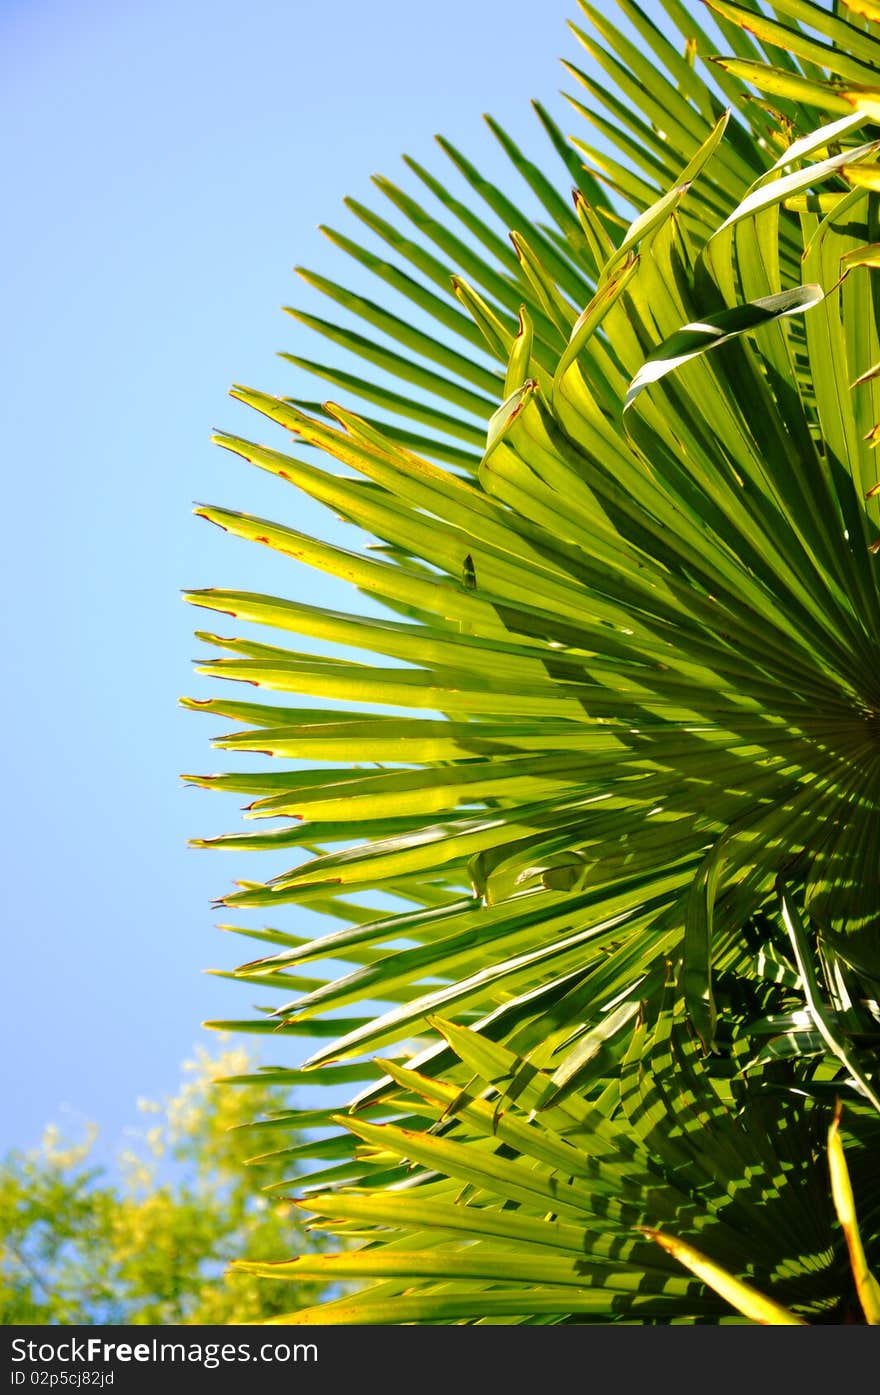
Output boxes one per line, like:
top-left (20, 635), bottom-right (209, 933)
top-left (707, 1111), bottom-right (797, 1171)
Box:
top-left (0, 0), bottom-right (588, 1159)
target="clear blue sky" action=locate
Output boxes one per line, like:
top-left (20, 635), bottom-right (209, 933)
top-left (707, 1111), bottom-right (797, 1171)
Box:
top-left (0, 0), bottom-right (594, 1159)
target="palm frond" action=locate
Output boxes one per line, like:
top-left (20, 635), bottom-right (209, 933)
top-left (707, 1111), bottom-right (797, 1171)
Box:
top-left (187, 0), bottom-right (880, 1322)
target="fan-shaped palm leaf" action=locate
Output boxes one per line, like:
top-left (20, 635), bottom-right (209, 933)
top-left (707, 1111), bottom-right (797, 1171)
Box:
top-left (235, 1003), bottom-right (879, 1324)
top-left (186, 0), bottom-right (880, 1321)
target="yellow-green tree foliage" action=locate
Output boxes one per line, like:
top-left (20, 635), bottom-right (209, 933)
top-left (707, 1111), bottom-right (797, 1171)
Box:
top-left (0, 1046), bottom-right (326, 1324)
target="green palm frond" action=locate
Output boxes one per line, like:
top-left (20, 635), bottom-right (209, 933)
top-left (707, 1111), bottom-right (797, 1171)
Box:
top-left (186, 0), bottom-right (880, 1322)
top-left (235, 1004), bottom-right (878, 1324)
top-left (643, 1099), bottom-right (880, 1324)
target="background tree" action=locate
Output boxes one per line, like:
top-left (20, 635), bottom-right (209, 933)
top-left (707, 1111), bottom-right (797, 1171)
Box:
top-left (0, 1046), bottom-right (327, 1324)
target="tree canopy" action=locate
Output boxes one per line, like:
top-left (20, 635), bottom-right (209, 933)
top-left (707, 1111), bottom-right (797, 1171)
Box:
top-left (0, 1046), bottom-right (327, 1324)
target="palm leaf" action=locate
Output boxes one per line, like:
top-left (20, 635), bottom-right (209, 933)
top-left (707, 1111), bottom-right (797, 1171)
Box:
top-left (187, 0), bottom-right (880, 1322)
top-left (236, 1009), bottom-right (876, 1324)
